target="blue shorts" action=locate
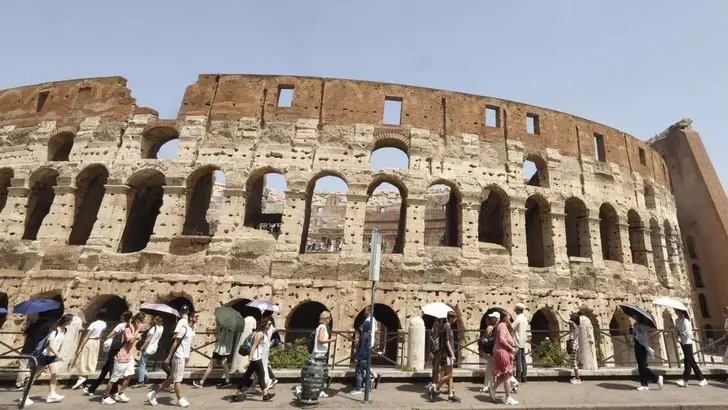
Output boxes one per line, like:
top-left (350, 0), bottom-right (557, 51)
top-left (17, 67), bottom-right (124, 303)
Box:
top-left (36, 355), bottom-right (57, 367)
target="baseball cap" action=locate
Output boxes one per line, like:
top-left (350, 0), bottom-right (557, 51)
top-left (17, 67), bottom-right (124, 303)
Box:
top-left (488, 311), bottom-right (501, 320)
top-left (516, 303), bottom-right (526, 309)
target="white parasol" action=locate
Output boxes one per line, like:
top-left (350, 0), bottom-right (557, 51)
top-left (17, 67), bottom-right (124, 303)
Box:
top-left (140, 303), bottom-right (180, 318)
top-left (652, 296), bottom-right (689, 312)
top-left (246, 299), bottom-right (280, 313)
top-left (422, 302), bottom-right (454, 319)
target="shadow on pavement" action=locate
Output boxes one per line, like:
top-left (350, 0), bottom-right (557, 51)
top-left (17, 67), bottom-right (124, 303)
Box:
top-left (595, 382), bottom-right (635, 390)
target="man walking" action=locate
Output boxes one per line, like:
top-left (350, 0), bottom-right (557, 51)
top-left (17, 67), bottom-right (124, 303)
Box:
top-left (15, 312), bottom-right (51, 391)
top-left (429, 311), bottom-right (461, 403)
top-left (148, 312), bottom-right (198, 408)
top-left (512, 303), bottom-right (528, 383)
top-left (350, 318), bottom-right (372, 395)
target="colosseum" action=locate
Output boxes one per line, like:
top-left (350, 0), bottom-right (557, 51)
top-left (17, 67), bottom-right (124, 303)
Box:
top-left (0, 74), bottom-right (692, 370)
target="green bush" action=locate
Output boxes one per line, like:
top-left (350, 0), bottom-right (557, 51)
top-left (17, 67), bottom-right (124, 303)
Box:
top-left (269, 337), bottom-right (310, 369)
top-left (533, 339), bottom-right (570, 368)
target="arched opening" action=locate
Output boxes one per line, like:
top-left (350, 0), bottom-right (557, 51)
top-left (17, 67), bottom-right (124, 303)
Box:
top-left (644, 183), bottom-right (656, 209)
top-left (424, 182), bottom-right (461, 247)
top-left (525, 195), bottom-right (552, 267)
top-left (228, 298), bottom-right (262, 323)
top-left (529, 308), bottom-right (560, 366)
top-left (698, 294), bottom-right (710, 318)
top-left (47, 132), bottom-right (74, 161)
top-left (564, 198), bottom-right (590, 258)
top-left (299, 174), bottom-right (348, 254)
top-left (663, 221), bottom-right (678, 271)
top-left (363, 179), bottom-right (406, 254)
top-left (704, 325), bottom-right (714, 343)
top-left (286, 301), bottom-right (330, 343)
top-left (649, 218), bottom-right (667, 282)
top-left (141, 126), bottom-right (179, 159)
top-left (156, 296), bottom-right (195, 358)
top-left (692, 264), bottom-right (704, 288)
top-left (243, 170), bottom-right (287, 239)
top-left (478, 187), bottom-right (507, 246)
top-left (522, 155), bottom-right (548, 187)
top-left (661, 311), bottom-right (679, 365)
top-left (22, 168), bottom-right (59, 240)
top-left (686, 236), bottom-right (698, 259)
top-left (0, 168), bottom-right (13, 215)
top-left (119, 170), bottom-right (165, 253)
top-left (370, 143), bottom-right (409, 170)
top-left (353, 303), bottom-right (401, 365)
top-left (182, 167), bottom-right (224, 236)
top-left (479, 307), bottom-right (511, 339)
top-left (599, 203), bottom-right (623, 262)
top-left (68, 165), bottom-right (109, 245)
top-left (609, 309), bottom-right (634, 366)
top-left (84, 295), bottom-right (129, 324)
top-left (627, 210), bottom-right (648, 266)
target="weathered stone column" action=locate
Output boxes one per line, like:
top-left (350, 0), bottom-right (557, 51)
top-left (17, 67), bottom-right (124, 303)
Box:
top-left (407, 316), bottom-right (426, 371)
top-left (176, 116), bottom-right (207, 163)
top-left (460, 196), bottom-right (480, 257)
top-left (276, 190), bottom-right (307, 253)
top-left (650, 230), bottom-right (673, 288)
top-left (147, 181), bottom-right (186, 252)
top-left (587, 214), bottom-right (605, 267)
top-left (508, 197), bottom-right (528, 266)
top-left (549, 205), bottom-right (570, 269)
top-left (36, 180), bottom-right (76, 243)
top-left (343, 193), bottom-right (368, 254)
top-left (1, 181), bottom-right (29, 238)
top-left (208, 186), bottom-right (245, 255)
top-left (578, 315), bottom-right (597, 370)
top-left (85, 183), bottom-right (129, 251)
top-left (403, 197), bottom-right (426, 256)
top-left (617, 221), bottom-right (632, 265)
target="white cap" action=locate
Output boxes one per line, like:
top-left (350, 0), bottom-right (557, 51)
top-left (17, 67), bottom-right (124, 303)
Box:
top-left (516, 303), bottom-right (526, 309)
top-left (488, 311), bottom-right (501, 320)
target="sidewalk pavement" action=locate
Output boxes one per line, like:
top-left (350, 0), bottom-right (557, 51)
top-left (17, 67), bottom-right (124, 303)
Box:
top-left (2, 378), bottom-right (727, 409)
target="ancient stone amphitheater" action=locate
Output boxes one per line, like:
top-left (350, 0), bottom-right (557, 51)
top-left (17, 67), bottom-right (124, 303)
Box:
top-left (0, 75), bottom-right (691, 367)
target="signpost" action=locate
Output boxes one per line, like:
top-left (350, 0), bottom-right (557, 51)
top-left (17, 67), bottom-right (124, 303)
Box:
top-left (362, 227), bottom-right (381, 404)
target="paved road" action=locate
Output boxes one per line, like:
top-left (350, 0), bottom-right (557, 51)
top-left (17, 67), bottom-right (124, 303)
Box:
top-left (2, 378), bottom-right (727, 409)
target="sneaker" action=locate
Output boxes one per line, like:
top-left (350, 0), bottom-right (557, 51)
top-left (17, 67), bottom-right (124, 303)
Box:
top-left (178, 398), bottom-right (190, 408)
top-left (14, 384), bottom-right (28, 392)
top-left (192, 381), bottom-right (204, 389)
top-left (489, 384), bottom-right (496, 402)
top-left (698, 379), bottom-right (708, 387)
top-left (319, 391), bottom-right (329, 398)
top-left (262, 392), bottom-right (275, 402)
top-left (504, 396), bottom-right (519, 405)
top-left (147, 391), bottom-right (158, 406)
top-left (101, 396), bottom-right (116, 405)
top-left (428, 385), bottom-right (436, 402)
top-left (21, 397), bottom-right (33, 407)
top-left (657, 375), bottom-right (664, 389)
top-left (46, 393), bottom-right (64, 403)
top-left (131, 383), bottom-right (146, 389)
top-left (82, 386), bottom-right (95, 397)
top-left (72, 378), bottom-right (86, 390)
top-left (637, 386), bottom-right (649, 391)
top-left (114, 393), bottom-right (130, 403)
top-left (373, 375), bottom-right (381, 389)
top-left (570, 378), bottom-right (582, 385)
top-left (425, 382), bottom-right (432, 390)
top-left (350, 389), bottom-right (363, 395)
top-left (216, 381), bottom-right (232, 388)
top-left (480, 384), bottom-right (489, 393)
top-left (676, 379), bottom-right (687, 387)
top-left (447, 395), bottom-right (461, 403)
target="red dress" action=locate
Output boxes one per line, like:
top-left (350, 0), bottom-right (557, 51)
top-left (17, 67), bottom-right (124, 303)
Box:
top-left (492, 322), bottom-right (514, 378)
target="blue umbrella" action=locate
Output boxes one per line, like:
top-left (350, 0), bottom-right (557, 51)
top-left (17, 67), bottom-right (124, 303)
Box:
top-left (619, 303), bottom-right (656, 328)
top-left (13, 299), bottom-right (62, 315)
top-left (0, 308), bottom-right (7, 314)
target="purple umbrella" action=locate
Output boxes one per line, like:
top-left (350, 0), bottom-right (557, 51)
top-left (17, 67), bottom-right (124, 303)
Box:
top-left (141, 303), bottom-right (179, 318)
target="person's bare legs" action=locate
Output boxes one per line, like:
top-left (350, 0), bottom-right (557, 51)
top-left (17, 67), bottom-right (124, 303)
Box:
top-left (503, 375), bottom-right (512, 400)
top-left (48, 363), bottom-right (59, 396)
top-left (174, 382), bottom-right (182, 400)
top-left (155, 376), bottom-right (173, 394)
top-left (222, 358), bottom-right (230, 381)
top-left (119, 376), bottom-right (130, 394)
top-left (200, 360), bottom-right (214, 384)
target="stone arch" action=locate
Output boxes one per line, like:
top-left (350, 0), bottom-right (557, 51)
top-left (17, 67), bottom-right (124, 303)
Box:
top-left (698, 293), bottom-right (710, 318)
top-left (182, 166), bottom-right (222, 236)
top-left (479, 307), bottom-right (511, 338)
top-left (47, 131), bottom-right (74, 161)
top-left (627, 209), bottom-right (648, 266)
top-left (228, 298), bottom-right (262, 323)
top-left (22, 167), bottom-right (59, 240)
top-left (373, 132), bottom-right (410, 152)
top-left (478, 185), bottom-right (508, 246)
top-left (692, 264), bottom-right (704, 288)
top-left (370, 138), bottom-right (409, 170)
top-left (68, 164), bottom-right (109, 245)
top-left (529, 307), bottom-right (560, 348)
top-left (299, 172), bottom-right (349, 254)
top-left (286, 300), bottom-right (330, 343)
top-left (243, 167), bottom-right (286, 238)
top-left (141, 124), bottom-right (179, 159)
top-left (353, 303), bottom-right (401, 365)
top-left (425, 180), bottom-right (461, 247)
top-left (564, 197), bottom-right (590, 258)
top-left (364, 176), bottom-right (407, 254)
top-left (525, 195), bottom-right (553, 267)
top-left (83, 294), bottom-right (129, 323)
top-left (523, 154), bottom-right (549, 187)
top-left (608, 308), bottom-right (634, 366)
top-left (0, 167), bottom-right (13, 215)
top-left (599, 203), bottom-right (623, 262)
top-left (119, 169), bottom-right (166, 253)
top-left (686, 235), bottom-right (697, 259)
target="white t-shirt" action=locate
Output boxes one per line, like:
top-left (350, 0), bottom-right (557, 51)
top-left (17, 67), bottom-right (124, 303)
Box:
top-left (43, 329), bottom-right (65, 356)
top-left (87, 320), bottom-right (107, 339)
top-left (174, 315), bottom-right (189, 333)
top-left (145, 325), bottom-right (164, 355)
top-left (313, 324), bottom-right (329, 359)
top-left (513, 314), bottom-right (528, 348)
top-left (676, 316), bottom-right (694, 345)
top-left (364, 317), bottom-right (377, 348)
top-left (173, 326), bottom-right (195, 360)
top-left (111, 323), bottom-right (125, 335)
top-left (251, 331), bottom-right (269, 362)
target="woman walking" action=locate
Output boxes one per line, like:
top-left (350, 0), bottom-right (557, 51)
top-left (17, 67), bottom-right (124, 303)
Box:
top-left (22, 313), bottom-right (74, 407)
top-left (426, 318), bottom-right (442, 390)
top-left (675, 309), bottom-right (708, 387)
top-left (632, 317), bottom-right (663, 391)
top-left (136, 316), bottom-right (164, 388)
top-left (567, 313), bottom-right (582, 384)
top-left (72, 309), bottom-right (107, 390)
top-left (479, 311), bottom-right (499, 392)
top-left (233, 319), bottom-right (275, 402)
top-left (101, 312), bottom-right (145, 405)
top-left (489, 312), bottom-right (518, 405)
top-left (193, 320), bottom-right (233, 388)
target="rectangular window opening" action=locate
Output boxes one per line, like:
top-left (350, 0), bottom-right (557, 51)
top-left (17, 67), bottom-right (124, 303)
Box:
top-left (594, 133), bottom-right (606, 162)
top-left (75, 87), bottom-right (92, 109)
top-left (638, 148), bottom-right (646, 166)
top-left (526, 113), bottom-right (539, 135)
top-left (485, 106), bottom-right (499, 127)
top-left (383, 97), bottom-right (402, 125)
top-left (36, 91), bottom-right (49, 112)
top-left (277, 86), bottom-right (294, 108)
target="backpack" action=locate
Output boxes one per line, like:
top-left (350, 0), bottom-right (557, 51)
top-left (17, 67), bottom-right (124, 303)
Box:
top-left (306, 330), bottom-right (316, 354)
top-left (483, 328), bottom-right (497, 355)
top-left (429, 331), bottom-right (441, 354)
top-left (238, 332), bottom-right (258, 356)
top-left (108, 328), bottom-right (125, 356)
top-left (32, 332), bottom-right (52, 358)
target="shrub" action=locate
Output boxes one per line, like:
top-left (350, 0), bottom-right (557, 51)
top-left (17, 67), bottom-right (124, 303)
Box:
top-left (533, 339), bottom-right (570, 367)
top-left (269, 337), bottom-right (310, 369)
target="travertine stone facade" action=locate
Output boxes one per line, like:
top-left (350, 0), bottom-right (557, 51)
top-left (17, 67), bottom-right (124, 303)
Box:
top-left (0, 75), bottom-right (692, 367)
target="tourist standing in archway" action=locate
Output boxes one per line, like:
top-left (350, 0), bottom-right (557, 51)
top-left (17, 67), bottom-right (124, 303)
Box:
top-left (512, 303), bottom-right (528, 383)
top-left (567, 313), bottom-right (582, 384)
top-left (675, 309), bottom-right (707, 387)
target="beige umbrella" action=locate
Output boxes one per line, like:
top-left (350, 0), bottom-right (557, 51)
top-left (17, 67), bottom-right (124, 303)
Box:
top-left (652, 296), bottom-right (689, 312)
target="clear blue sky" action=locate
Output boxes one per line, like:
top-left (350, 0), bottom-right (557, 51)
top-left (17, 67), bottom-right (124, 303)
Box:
top-left (2, 1), bottom-right (726, 193)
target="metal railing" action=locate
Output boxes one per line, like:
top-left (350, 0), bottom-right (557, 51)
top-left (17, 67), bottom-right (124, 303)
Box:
top-left (0, 354), bottom-right (39, 409)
